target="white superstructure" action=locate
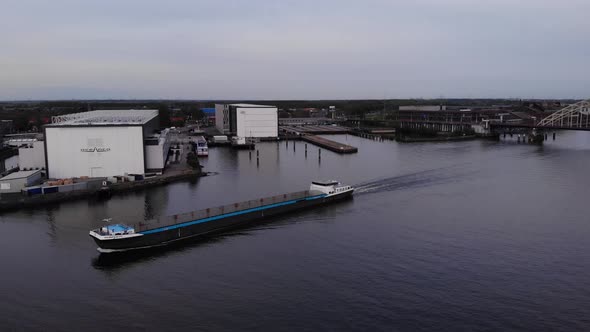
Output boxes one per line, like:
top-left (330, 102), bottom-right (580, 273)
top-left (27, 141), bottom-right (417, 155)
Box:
top-left (195, 136), bottom-right (208, 156)
top-left (310, 180), bottom-right (354, 197)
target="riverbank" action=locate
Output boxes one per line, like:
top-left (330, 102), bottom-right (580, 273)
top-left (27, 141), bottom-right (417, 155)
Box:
top-left (0, 169), bottom-right (207, 212)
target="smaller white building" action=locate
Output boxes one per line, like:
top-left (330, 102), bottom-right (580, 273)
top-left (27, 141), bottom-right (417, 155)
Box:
top-left (0, 170), bottom-right (43, 194)
top-left (145, 129), bottom-right (172, 174)
top-left (4, 155), bottom-right (19, 172)
top-left (215, 104), bottom-right (278, 138)
top-left (18, 141), bottom-right (46, 170)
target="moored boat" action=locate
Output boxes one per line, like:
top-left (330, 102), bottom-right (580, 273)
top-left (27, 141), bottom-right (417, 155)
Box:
top-left (90, 180), bottom-right (353, 253)
top-left (195, 136), bottom-right (208, 156)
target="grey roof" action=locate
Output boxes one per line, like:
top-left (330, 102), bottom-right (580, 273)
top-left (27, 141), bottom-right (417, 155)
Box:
top-left (0, 170), bottom-right (41, 180)
top-left (48, 110), bottom-right (158, 126)
top-left (229, 103), bottom-right (276, 108)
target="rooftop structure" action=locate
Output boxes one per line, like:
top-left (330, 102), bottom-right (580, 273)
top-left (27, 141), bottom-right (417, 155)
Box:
top-left (5, 138), bottom-right (39, 147)
top-left (227, 103), bottom-right (275, 108)
top-left (0, 170), bottom-right (41, 181)
top-left (50, 110), bottom-right (158, 126)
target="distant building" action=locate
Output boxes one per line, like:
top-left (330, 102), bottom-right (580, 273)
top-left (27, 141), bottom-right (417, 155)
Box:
top-left (214, 104), bottom-right (278, 138)
top-left (43, 110), bottom-right (169, 178)
top-left (399, 105), bottom-right (447, 112)
top-left (0, 147), bottom-right (18, 174)
top-left (200, 108), bottom-right (216, 116)
top-left (0, 120), bottom-right (13, 136)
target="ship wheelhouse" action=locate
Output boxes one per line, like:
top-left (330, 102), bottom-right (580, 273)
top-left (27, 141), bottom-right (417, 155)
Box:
top-left (310, 180), bottom-right (353, 196)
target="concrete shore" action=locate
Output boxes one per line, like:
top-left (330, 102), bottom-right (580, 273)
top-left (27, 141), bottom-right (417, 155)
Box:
top-left (0, 169), bottom-right (205, 213)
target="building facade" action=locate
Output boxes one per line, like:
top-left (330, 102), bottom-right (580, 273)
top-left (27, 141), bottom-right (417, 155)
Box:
top-left (18, 141), bottom-right (45, 170)
top-left (144, 128), bottom-right (172, 174)
top-left (215, 104), bottom-right (278, 138)
top-left (44, 110), bottom-right (168, 179)
top-left (0, 120), bottom-right (13, 136)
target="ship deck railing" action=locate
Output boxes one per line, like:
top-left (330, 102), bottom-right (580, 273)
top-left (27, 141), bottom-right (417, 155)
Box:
top-left (127, 190), bottom-right (324, 232)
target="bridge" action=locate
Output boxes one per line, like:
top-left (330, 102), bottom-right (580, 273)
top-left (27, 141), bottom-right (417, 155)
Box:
top-left (489, 99), bottom-right (590, 131)
top-left (346, 99), bottom-right (590, 143)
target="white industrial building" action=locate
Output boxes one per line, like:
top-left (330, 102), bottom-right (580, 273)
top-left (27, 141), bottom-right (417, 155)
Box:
top-left (43, 110), bottom-right (170, 179)
top-left (215, 104), bottom-right (278, 138)
top-left (144, 128), bottom-right (172, 173)
top-left (18, 141), bottom-right (46, 170)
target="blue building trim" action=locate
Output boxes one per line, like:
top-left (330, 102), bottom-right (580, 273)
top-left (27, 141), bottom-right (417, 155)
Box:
top-left (140, 194), bottom-right (327, 235)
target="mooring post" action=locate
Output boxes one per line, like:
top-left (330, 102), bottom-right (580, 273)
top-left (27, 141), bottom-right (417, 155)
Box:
top-left (553, 132), bottom-right (556, 140)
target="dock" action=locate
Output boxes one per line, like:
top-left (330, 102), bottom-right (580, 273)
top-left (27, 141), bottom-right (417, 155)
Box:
top-left (301, 134), bottom-right (358, 153)
top-left (279, 125), bottom-right (350, 135)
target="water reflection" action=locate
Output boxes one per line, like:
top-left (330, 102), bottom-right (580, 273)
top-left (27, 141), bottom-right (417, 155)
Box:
top-left (91, 235), bottom-right (228, 271)
top-left (4, 131), bottom-right (590, 331)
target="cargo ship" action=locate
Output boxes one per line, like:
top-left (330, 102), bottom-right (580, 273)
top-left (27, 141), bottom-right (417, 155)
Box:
top-left (89, 180), bottom-right (354, 253)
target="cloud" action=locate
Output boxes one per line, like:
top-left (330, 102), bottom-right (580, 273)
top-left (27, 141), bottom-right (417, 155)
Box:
top-left (0, 0), bottom-right (589, 100)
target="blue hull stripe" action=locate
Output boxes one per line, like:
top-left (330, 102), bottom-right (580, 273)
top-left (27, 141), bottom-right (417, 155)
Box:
top-left (140, 194), bottom-right (327, 235)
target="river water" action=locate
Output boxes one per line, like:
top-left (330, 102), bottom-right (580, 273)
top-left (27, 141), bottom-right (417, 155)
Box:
top-left (1, 132), bottom-right (590, 331)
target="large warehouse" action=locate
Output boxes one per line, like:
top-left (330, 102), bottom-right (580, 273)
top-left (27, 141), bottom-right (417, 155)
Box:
top-left (215, 104), bottom-right (278, 138)
top-left (44, 110), bottom-right (170, 179)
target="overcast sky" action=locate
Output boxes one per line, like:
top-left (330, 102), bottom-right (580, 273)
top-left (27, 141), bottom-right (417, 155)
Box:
top-left (1, 0), bottom-right (588, 100)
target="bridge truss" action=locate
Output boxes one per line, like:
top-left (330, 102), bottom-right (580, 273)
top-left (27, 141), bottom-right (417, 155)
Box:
top-left (537, 99), bottom-right (590, 129)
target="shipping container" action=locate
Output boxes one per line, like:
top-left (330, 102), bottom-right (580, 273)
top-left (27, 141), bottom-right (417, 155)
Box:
top-left (26, 186), bottom-right (43, 195)
top-left (42, 186), bottom-right (59, 194)
top-left (58, 184), bottom-right (75, 192)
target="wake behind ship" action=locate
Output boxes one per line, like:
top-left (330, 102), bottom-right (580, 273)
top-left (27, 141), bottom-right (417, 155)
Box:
top-left (90, 181), bottom-right (354, 253)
